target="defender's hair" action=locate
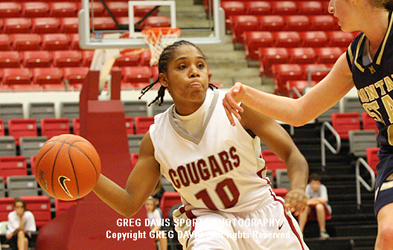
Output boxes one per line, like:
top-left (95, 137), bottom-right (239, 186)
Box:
top-left (309, 173), bottom-right (322, 183)
top-left (139, 40), bottom-right (217, 106)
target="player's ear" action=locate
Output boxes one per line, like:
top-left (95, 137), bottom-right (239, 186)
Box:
top-left (159, 73), bottom-right (169, 87)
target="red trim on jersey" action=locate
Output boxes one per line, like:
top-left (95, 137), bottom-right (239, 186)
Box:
top-left (269, 189), bottom-right (306, 250)
top-left (185, 218), bottom-right (197, 248)
top-left (257, 166), bottom-right (271, 185)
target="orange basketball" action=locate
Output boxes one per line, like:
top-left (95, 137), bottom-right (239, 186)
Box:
top-left (35, 134), bottom-right (101, 201)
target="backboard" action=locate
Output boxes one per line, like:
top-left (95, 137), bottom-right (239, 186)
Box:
top-left (78, 0), bottom-right (225, 49)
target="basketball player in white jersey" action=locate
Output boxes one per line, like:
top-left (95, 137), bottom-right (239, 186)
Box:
top-left (93, 40), bottom-right (309, 249)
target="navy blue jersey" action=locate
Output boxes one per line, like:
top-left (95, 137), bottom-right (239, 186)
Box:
top-left (346, 10), bottom-right (393, 149)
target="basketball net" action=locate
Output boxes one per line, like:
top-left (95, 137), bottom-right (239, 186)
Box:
top-left (141, 27), bottom-right (181, 66)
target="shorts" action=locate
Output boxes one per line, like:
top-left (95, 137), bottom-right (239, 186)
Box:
top-left (173, 191), bottom-right (309, 250)
top-left (307, 204), bottom-right (331, 221)
top-left (7, 232), bottom-right (31, 250)
top-left (374, 150), bottom-right (393, 216)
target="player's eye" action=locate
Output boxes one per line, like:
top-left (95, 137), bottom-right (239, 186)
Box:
top-left (197, 62), bottom-right (205, 69)
top-left (177, 64), bottom-right (186, 70)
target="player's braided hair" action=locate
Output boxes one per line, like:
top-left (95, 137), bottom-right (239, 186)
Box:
top-left (139, 40), bottom-right (217, 106)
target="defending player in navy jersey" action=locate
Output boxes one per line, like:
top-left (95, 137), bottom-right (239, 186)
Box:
top-left (93, 40), bottom-right (310, 249)
top-left (223, 0), bottom-right (393, 249)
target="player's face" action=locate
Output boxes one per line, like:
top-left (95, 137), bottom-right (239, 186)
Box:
top-left (160, 44), bottom-right (209, 116)
top-left (329, 0), bottom-right (358, 32)
top-left (310, 180), bottom-right (321, 192)
top-left (14, 201), bottom-right (25, 216)
top-left (145, 200), bottom-right (155, 213)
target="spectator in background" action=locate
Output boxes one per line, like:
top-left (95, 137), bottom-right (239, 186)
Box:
top-left (145, 196), bottom-right (168, 250)
top-left (298, 173), bottom-right (332, 239)
top-left (6, 199), bottom-right (36, 250)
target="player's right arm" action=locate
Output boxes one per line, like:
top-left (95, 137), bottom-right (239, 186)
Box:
top-left (223, 53), bottom-right (354, 127)
top-left (93, 132), bottom-right (161, 218)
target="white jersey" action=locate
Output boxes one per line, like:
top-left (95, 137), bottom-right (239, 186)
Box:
top-left (149, 89), bottom-right (272, 213)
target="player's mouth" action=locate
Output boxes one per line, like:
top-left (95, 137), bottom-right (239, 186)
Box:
top-left (189, 81), bottom-right (203, 88)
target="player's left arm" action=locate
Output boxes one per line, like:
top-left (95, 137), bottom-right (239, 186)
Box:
top-left (240, 104), bottom-right (308, 215)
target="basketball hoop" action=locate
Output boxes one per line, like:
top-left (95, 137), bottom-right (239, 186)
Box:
top-left (142, 27), bottom-right (181, 66)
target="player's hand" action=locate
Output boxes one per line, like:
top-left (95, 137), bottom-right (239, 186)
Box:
top-left (284, 189), bottom-right (308, 216)
top-left (223, 82), bottom-right (245, 126)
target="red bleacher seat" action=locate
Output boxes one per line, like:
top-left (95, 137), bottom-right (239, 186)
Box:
top-left (331, 112), bottom-right (361, 139)
top-left (230, 15), bottom-right (260, 44)
top-left (50, 2), bottom-right (78, 17)
top-left (30, 155), bottom-right (36, 176)
top-left (143, 16), bottom-right (171, 28)
top-left (0, 197), bottom-right (16, 221)
top-left (0, 34), bottom-right (11, 51)
top-left (8, 118), bottom-right (38, 146)
top-left (77, 2), bottom-right (104, 16)
top-left (2, 68), bottom-right (33, 86)
top-left (139, 50), bottom-right (152, 66)
top-left (55, 199), bottom-right (77, 216)
top-left (284, 15), bottom-right (311, 31)
top-left (21, 2), bottom-right (49, 17)
top-left (51, 50), bottom-right (82, 67)
top-left (0, 119), bottom-right (4, 136)
top-left (41, 118), bottom-right (70, 138)
top-left (245, 1), bottom-right (271, 15)
top-left (270, 1), bottom-right (298, 15)
top-left (134, 116), bottom-right (154, 135)
top-left (315, 47), bottom-right (344, 64)
top-left (107, 2), bottom-right (129, 17)
top-left (60, 17), bottom-right (79, 33)
top-left (68, 33), bottom-right (80, 50)
top-left (121, 66), bottom-right (152, 83)
top-left (273, 188), bottom-right (289, 199)
top-left (243, 31), bottom-right (275, 61)
top-left (91, 17), bottom-right (117, 30)
top-left (300, 31), bottom-right (328, 47)
top-left (221, 1), bottom-right (246, 30)
top-left (3, 18), bottom-right (32, 33)
top-left (0, 51), bottom-right (22, 68)
top-left (10, 33), bottom-right (41, 51)
top-left (258, 15), bottom-right (285, 31)
top-left (272, 64), bottom-right (305, 96)
top-left (32, 67), bottom-right (64, 89)
top-left (22, 51), bottom-right (52, 68)
top-left (134, 5), bottom-right (158, 17)
top-left (41, 34), bottom-right (70, 50)
top-left (72, 117), bottom-right (80, 135)
top-left (309, 15), bottom-right (338, 31)
top-left (0, 156), bottom-right (27, 184)
top-left (160, 192), bottom-right (182, 219)
top-left (62, 67), bottom-right (89, 89)
top-left (130, 153), bottom-right (139, 169)
top-left (114, 51), bottom-right (141, 67)
top-left (81, 50), bottom-right (94, 67)
top-left (301, 64), bottom-right (329, 82)
top-left (31, 17), bottom-right (61, 33)
top-left (20, 196), bottom-right (51, 228)
top-left (297, 1), bottom-right (324, 15)
top-left (326, 31), bottom-right (356, 47)
top-left (287, 47), bottom-right (317, 64)
top-left (125, 116), bottom-right (134, 135)
top-left (362, 112), bottom-right (378, 131)
top-left (366, 148), bottom-right (379, 174)
top-left (273, 31), bottom-right (302, 47)
top-left (258, 47), bottom-right (290, 77)
top-left (261, 150), bottom-right (286, 178)
top-left (0, 2), bottom-right (22, 18)
top-left (286, 80), bottom-right (317, 98)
